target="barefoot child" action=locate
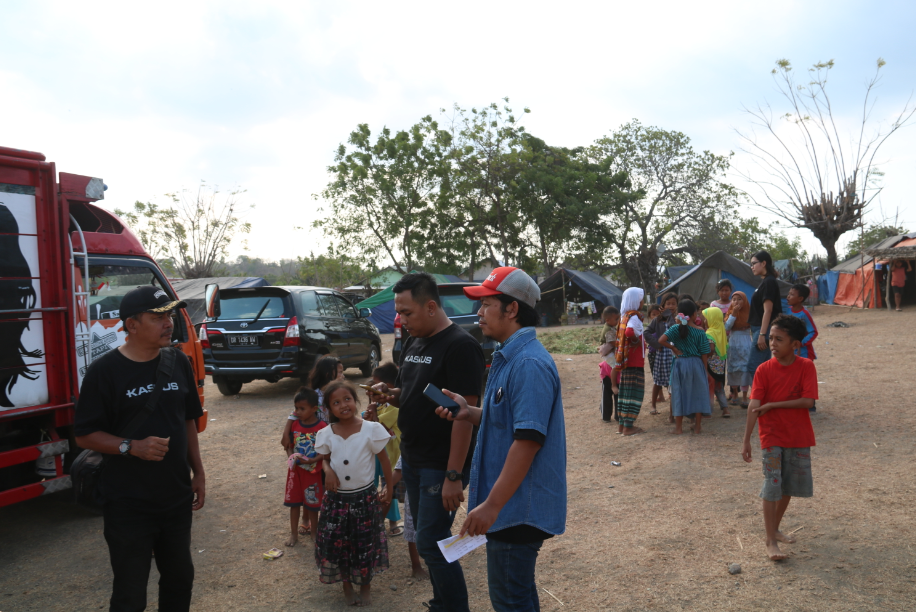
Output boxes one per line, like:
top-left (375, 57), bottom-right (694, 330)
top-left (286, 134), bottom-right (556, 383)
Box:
top-left (597, 306), bottom-right (620, 423)
top-left (315, 381), bottom-right (393, 606)
top-left (725, 291), bottom-right (753, 407)
top-left (658, 300), bottom-right (711, 434)
top-left (366, 362), bottom-right (402, 535)
top-left (390, 457), bottom-right (428, 579)
top-left (741, 314), bottom-right (817, 561)
top-left (787, 284), bottom-right (819, 413)
top-left (703, 307), bottom-right (730, 417)
top-left (644, 304), bottom-right (667, 405)
top-left (645, 292), bottom-right (679, 416)
top-left (284, 387), bottom-right (327, 547)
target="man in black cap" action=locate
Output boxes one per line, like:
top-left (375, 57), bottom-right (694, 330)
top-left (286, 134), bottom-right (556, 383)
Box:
top-left (75, 285), bottom-right (205, 612)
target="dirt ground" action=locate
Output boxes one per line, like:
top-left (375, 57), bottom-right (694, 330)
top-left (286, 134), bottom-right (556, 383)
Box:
top-left (2, 304), bottom-right (915, 611)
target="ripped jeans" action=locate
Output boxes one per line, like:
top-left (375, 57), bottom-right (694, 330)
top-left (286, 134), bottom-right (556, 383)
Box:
top-left (401, 459), bottom-right (470, 612)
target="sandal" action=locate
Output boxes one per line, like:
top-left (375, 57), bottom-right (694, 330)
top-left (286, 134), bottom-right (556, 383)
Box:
top-left (390, 525), bottom-right (404, 537)
top-left (298, 524), bottom-right (310, 536)
top-left (650, 409), bottom-right (660, 415)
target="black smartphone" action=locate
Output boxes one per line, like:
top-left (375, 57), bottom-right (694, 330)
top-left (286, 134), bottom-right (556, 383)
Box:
top-left (423, 383), bottom-right (460, 417)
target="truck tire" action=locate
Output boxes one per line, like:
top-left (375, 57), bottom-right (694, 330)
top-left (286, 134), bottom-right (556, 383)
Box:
top-left (360, 345), bottom-right (380, 377)
top-left (214, 376), bottom-right (243, 396)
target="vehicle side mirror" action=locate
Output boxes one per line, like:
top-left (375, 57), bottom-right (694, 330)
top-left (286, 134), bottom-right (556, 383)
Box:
top-left (205, 284), bottom-right (221, 319)
top-left (359, 307), bottom-right (372, 318)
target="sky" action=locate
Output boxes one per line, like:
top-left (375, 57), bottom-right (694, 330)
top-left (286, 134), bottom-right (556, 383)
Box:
top-left (2, 0), bottom-right (914, 267)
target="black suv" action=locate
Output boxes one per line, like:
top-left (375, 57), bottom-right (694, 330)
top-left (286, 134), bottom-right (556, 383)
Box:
top-left (200, 285), bottom-right (381, 396)
top-left (392, 282), bottom-right (496, 369)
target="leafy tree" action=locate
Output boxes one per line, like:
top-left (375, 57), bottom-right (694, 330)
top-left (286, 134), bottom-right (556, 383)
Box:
top-left (844, 224), bottom-right (908, 260)
top-left (737, 58), bottom-right (915, 267)
top-left (115, 184), bottom-right (252, 278)
top-left (589, 120), bottom-right (738, 298)
top-left (315, 116), bottom-right (452, 274)
top-left (295, 245), bottom-right (367, 290)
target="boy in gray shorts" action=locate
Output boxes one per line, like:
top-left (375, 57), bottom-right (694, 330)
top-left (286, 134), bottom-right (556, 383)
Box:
top-left (742, 315), bottom-right (818, 561)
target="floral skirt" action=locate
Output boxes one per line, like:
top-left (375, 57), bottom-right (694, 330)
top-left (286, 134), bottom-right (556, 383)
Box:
top-left (315, 486), bottom-right (388, 585)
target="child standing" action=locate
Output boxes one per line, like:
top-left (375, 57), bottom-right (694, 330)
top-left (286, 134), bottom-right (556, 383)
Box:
top-left (644, 304), bottom-right (667, 405)
top-left (315, 381), bottom-right (393, 606)
top-left (390, 457), bottom-right (428, 579)
top-left (710, 279), bottom-right (733, 315)
top-left (658, 300), bottom-right (711, 434)
top-left (366, 362), bottom-right (402, 535)
top-left (703, 307), bottom-right (730, 417)
top-left (612, 288), bottom-right (647, 435)
top-left (645, 292), bottom-right (679, 416)
top-left (741, 315), bottom-right (818, 561)
top-left (725, 291), bottom-right (753, 407)
top-left (597, 306), bottom-right (621, 423)
top-left (787, 284), bottom-right (819, 413)
top-left (284, 387), bottom-right (327, 547)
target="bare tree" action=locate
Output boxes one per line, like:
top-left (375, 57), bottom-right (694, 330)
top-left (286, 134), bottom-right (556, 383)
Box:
top-left (736, 58), bottom-right (915, 267)
top-left (117, 183), bottom-right (252, 278)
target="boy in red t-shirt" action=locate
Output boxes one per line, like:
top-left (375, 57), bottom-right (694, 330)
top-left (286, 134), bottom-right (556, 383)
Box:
top-left (742, 314), bottom-right (818, 561)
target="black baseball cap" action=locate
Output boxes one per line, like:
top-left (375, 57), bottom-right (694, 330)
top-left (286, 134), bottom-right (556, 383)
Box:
top-left (119, 285), bottom-right (187, 321)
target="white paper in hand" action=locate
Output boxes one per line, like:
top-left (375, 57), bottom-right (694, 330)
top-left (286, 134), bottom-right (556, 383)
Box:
top-left (437, 533), bottom-right (487, 563)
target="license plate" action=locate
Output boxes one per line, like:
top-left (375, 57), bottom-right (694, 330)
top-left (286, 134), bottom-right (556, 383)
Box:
top-left (229, 335), bottom-right (259, 346)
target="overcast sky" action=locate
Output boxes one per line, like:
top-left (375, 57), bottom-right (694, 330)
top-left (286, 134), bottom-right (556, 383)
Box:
top-left (2, 0), bottom-right (913, 266)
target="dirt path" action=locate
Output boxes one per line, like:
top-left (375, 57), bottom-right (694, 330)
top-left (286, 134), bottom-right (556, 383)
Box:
top-left (2, 305), bottom-right (915, 611)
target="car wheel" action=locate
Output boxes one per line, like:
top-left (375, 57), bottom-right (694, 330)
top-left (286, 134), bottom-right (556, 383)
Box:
top-left (360, 345), bottom-right (380, 377)
top-left (214, 376), bottom-right (243, 396)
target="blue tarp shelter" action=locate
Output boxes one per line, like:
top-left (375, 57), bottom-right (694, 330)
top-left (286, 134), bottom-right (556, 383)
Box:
top-left (355, 273), bottom-right (464, 334)
top-left (536, 268), bottom-right (624, 326)
top-left (172, 276), bottom-right (269, 325)
top-left (816, 271), bottom-right (839, 305)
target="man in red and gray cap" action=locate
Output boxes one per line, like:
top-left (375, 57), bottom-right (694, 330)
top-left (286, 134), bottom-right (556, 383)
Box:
top-left (438, 267), bottom-right (567, 612)
top-left (75, 285), bottom-right (205, 612)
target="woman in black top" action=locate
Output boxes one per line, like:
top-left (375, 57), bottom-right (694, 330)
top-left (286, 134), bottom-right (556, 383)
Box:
top-left (747, 250), bottom-right (782, 375)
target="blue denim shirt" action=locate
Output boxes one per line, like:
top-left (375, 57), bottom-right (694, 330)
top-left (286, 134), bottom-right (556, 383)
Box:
top-left (468, 326), bottom-right (567, 535)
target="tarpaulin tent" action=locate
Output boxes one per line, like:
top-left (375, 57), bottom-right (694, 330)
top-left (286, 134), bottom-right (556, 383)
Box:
top-left (536, 269), bottom-right (624, 326)
top-left (171, 276), bottom-right (269, 325)
top-left (665, 265), bottom-right (695, 282)
top-left (657, 251), bottom-right (791, 310)
top-left (354, 273), bottom-right (464, 334)
top-left (831, 233), bottom-right (916, 308)
top-left (815, 272), bottom-right (839, 305)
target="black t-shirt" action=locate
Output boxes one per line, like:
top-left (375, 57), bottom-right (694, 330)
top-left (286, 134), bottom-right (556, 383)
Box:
top-left (396, 324), bottom-right (485, 470)
top-left (749, 276), bottom-right (783, 328)
top-left (74, 348), bottom-right (204, 512)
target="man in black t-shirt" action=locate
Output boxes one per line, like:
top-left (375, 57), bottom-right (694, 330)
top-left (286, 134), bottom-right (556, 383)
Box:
top-left (371, 273), bottom-right (484, 612)
top-left (75, 286), bottom-right (205, 612)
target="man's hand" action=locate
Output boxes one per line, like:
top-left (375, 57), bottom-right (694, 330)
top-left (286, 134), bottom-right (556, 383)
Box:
top-left (130, 436), bottom-right (170, 461)
top-left (434, 389), bottom-right (471, 422)
top-left (325, 467), bottom-right (340, 493)
top-left (742, 441), bottom-right (753, 463)
top-left (752, 403), bottom-right (773, 416)
top-left (191, 473), bottom-right (206, 511)
top-left (442, 478), bottom-right (465, 512)
top-left (369, 383), bottom-right (395, 404)
top-left (459, 500), bottom-right (499, 537)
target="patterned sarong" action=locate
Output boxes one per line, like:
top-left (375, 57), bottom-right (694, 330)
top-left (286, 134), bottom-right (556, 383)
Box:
top-left (618, 367), bottom-right (645, 428)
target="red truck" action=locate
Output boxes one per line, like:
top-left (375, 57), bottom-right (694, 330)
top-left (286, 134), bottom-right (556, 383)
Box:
top-left (0, 145), bottom-right (206, 507)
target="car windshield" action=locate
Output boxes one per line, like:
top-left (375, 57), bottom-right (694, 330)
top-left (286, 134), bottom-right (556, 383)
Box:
top-left (440, 293), bottom-right (480, 317)
top-left (218, 295), bottom-right (288, 320)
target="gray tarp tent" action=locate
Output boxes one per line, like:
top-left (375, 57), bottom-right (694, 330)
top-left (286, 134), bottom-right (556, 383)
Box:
top-left (171, 276), bottom-right (268, 325)
top-left (536, 268), bottom-right (623, 326)
top-left (658, 251), bottom-right (792, 305)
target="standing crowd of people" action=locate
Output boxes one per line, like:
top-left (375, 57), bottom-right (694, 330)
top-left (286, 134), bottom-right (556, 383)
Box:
top-left (73, 249), bottom-right (830, 610)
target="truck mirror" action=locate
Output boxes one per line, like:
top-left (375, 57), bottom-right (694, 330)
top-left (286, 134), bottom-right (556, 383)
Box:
top-left (205, 284), bottom-right (221, 319)
top-left (359, 307), bottom-right (372, 318)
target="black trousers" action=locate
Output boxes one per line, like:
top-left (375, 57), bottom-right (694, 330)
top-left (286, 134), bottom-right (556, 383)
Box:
top-left (601, 377), bottom-right (618, 422)
top-left (103, 502), bottom-right (194, 612)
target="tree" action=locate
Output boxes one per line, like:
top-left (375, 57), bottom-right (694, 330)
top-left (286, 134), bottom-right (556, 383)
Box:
top-left (315, 116), bottom-right (452, 274)
top-left (589, 120), bottom-right (739, 298)
top-left (295, 245), bottom-right (367, 290)
top-left (844, 223), bottom-right (908, 260)
top-left (115, 184), bottom-right (252, 278)
top-left (737, 58), bottom-right (915, 267)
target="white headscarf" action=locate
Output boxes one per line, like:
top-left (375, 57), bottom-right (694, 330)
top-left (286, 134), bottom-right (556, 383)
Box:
top-left (620, 287), bottom-right (645, 336)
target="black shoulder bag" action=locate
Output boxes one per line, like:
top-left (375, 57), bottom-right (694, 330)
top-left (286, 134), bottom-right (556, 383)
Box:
top-left (71, 348), bottom-right (177, 514)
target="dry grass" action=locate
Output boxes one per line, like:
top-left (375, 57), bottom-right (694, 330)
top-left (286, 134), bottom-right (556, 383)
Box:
top-left (539, 324), bottom-right (604, 355)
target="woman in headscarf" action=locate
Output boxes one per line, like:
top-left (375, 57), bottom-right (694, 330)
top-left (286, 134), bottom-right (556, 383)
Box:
top-left (702, 307), bottom-right (730, 417)
top-left (725, 290), bottom-right (753, 407)
top-left (613, 287), bottom-right (647, 436)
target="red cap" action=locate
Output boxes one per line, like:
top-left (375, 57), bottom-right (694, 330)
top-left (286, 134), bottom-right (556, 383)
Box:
top-left (463, 267), bottom-right (540, 308)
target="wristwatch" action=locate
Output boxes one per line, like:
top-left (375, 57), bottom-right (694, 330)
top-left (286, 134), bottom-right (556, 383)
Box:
top-left (119, 439), bottom-right (132, 456)
top-left (445, 470), bottom-right (461, 482)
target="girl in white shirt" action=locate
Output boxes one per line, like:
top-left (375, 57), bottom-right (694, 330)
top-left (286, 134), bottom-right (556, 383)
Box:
top-left (314, 381), bottom-right (392, 607)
